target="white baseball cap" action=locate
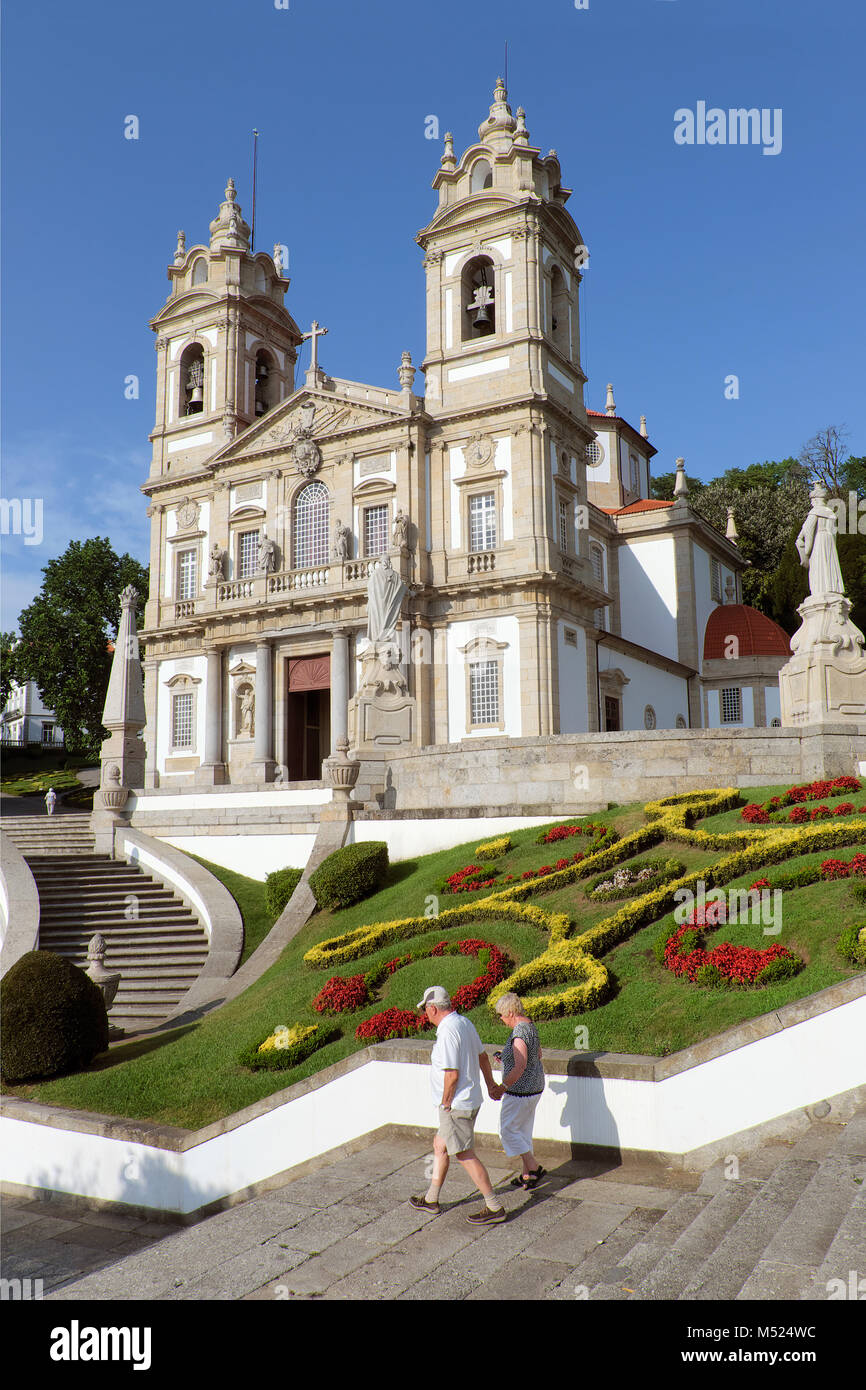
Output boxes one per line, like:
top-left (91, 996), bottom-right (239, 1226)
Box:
top-left (417, 985), bottom-right (452, 1010)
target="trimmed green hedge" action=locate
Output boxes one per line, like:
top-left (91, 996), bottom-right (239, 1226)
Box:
top-left (837, 925), bottom-right (866, 968)
top-left (0, 951), bottom-right (109, 1083)
top-left (264, 867), bottom-right (304, 919)
top-left (309, 841), bottom-right (390, 911)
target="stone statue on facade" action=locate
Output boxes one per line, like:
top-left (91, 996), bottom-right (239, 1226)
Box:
top-left (333, 519), bottom-right (352, 561)
top-left (208, 543), bottom-right (225, 580)
top-left (392, 507), bottom-right (410, 551)
top-left (367, 556), bottom-right (407, 645)
top-left (240, 687), bottom-right (255, 735)
top-left (257, 530), bottom-right (277, 574)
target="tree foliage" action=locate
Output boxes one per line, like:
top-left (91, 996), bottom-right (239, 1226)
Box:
top-left (0, 631), bottom-right (19, 712)
top-left (14, 539), bottom-right (148, 754)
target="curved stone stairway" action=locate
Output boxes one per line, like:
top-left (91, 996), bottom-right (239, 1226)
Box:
top-left (2, 814), bottom-right (210, 1033)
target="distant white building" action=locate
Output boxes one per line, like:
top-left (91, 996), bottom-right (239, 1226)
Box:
top-left (1, 680), bottom-right (64, 747)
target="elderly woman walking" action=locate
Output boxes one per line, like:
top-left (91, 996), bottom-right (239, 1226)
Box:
top-left (492, 992), bottom-right (546, 1190)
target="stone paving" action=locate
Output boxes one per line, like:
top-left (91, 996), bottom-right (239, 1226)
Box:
top-left (7, 1104), bottom-right (864, 1302)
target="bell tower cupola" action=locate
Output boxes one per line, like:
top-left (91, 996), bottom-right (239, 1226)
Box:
top-left (149, 179), bottom-right (302, 480)
top-left (417, 80), bottom-right (589, 423)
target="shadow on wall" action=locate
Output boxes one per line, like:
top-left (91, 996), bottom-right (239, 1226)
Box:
top-left (548, 1055), bottom-right (622, 1164)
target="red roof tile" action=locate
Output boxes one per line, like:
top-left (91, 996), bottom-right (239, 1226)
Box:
top-left (703, 604), bottom-right (792, 660)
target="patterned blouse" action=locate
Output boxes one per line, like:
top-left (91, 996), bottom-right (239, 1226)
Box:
top-left (501, 1018), bottom-right (545, 1096)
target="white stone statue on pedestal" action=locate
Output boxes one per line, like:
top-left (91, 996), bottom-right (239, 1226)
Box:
top-left (795, 484), bottom-right (846, 598)
top-left (359, 557), bottom-right (409, 696)
top-left (779, 483), bottom-right (866, 725)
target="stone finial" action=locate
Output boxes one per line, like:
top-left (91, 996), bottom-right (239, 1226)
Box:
top-left (513, 107), bottom-right (530, 145)
top-left (209, 176), bottom-right (250, 251)
top-left (102, 590), bottom-right (145, 732)
top-left (85, 933), bottom-right (121, 1012)
top-left (441, 132), bottom-right (456, 170)
top-left (605, 383), bottom-right (616, 416)
top-left (724, 575), bottom-right (736, 604)
top-left (398, 350), bottom-right (416, 391)
top-left (273, 242), bottom-right (285, 276)
top-left (640, 415), bottom-right (648, 438)
top-left (174, 230), bottom-right (186, 265)
top-left (674, 458), bottom-right (689, 500)
top-left (726, 506), bottom-right (739, 543)
top-left (478, 76), bottom-right (516, 146)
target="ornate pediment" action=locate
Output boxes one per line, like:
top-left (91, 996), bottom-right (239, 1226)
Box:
top-left (207, 388), bottom-right (409, 471)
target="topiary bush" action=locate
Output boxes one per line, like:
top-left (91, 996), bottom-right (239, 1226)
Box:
top-left (309, 841), bottom-right (389, 911)
top-left (264, 867), bottom-right (303, 919)
top-left (0, 950), bottom-right (109, 1083)
top-left (837, 925), bottom-right (866, 968)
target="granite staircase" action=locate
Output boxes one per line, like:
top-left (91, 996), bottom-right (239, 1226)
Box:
top-left (2, 815), bottom-right (210, 1032)
top-left (553, 1101), bottom-right (866, 1302)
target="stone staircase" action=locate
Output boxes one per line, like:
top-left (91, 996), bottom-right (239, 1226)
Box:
top-left (555, 1102), bottom-right (866, 1301)
top-left (2, 815), bottom-right (210, 1032)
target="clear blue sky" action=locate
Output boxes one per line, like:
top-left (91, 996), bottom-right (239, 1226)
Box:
top-left (3, 0), bottom-right (864, 630)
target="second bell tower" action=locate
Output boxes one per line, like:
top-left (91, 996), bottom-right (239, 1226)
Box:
top-left (149, 179), bottom-right (302, 480)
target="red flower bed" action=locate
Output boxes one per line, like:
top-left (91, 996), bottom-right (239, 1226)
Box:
top-left (313, 973), bottom-right (369, 1014)
top-left (821, 854), bottom-right (866, 880)
top-left (742, 777), bottom-right (863, 822)
top-left (355, 1008), bottom-right (430, 1042)
top-left (353, 938), bottom-right (509, 1041)
top-left (540, 820), bottom-right (612, 845)
top-left (664, 923), bottom-right (796, 985)
top-left (442, 864), bottom-right (499, 894)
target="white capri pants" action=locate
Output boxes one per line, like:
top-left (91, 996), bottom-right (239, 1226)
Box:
top-left (499, 1092), bottom-right (542, 1157)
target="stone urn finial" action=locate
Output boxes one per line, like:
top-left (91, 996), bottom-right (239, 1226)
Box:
top-left (85, 933), bottom-right (122, 1012)
top-left (324, 737), bottom-right (361, 804)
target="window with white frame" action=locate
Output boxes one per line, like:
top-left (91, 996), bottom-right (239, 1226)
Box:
top-left (171, 692), bottom-right (194, 748)
top-left (177, 548), bottom-right (198, 600)
top-left (591, 543), bottom-right (607, 629)
top-left (363, 504), bottom-right (389, 558)
top-left (558, 497), bottom-right (571, 553)
top-left (469, 492), bottom-right (497, 552)
top-left (237, 529), bottom-right (259, 580)
top-left (711, 557), bottom-right (722, 603)
top-left (41, 723), bottom-right (54, 744)
top-left (293, 482), bottom-right (330, 569)
top-left (720, 687), bottom-right (742, 724)
top-left (469, 659), bottom-right (499, 725)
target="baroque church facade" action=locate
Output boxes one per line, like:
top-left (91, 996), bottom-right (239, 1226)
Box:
top-left (141, 80), bottom-right (786, 789)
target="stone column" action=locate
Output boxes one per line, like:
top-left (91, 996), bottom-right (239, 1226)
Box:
top-left (274, 653), bottom-right (288, 780)
top-left (197, 646), bottom-right (226, 784)
top-left (330, 628), bottom-right (351, 752)
top-left (252, 640), bottom-right (275, 781)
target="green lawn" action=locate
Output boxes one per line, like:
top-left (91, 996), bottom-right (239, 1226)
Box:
top-left (4, 786), bottom-right (863, 1129)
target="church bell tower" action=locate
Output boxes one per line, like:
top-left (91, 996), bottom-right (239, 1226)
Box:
top-left (149, 179), bottom-right (302, 480)
top-left (417, 79), bottom-right (590, 423)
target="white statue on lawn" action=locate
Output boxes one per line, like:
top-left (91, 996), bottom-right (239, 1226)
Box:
top-left (795, 483), bottom-right (846, 599)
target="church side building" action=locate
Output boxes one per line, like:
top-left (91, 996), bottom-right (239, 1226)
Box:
top-left (140, 81), bottom-right (783, 790)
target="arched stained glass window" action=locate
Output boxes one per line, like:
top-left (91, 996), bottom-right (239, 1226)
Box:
top-left (293, 482), bottom-right (330, 569)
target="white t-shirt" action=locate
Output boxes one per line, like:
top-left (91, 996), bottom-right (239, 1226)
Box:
top-left (430, 1012), bottom-right (484, 1111)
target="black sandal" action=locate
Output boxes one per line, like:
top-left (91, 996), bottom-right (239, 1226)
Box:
top-left (511, 1166), bottom-right (546, 1190)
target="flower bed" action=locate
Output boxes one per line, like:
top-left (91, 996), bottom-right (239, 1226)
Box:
top-left (661, 920), bottom-right (802, 988)
top-left (741, 777), bottom-right (863, 824)
top-left (475, 836), bottom-right (511, 860)
top-left (239, 1022), bottom-right (338, 1072)
top-left (352, 938), bottom-right (510, 1042)
top-left (588, 857), bottom-right (685, 902)
top-left (439, 864), bottom-right (500, 895)
top-left (537, 820), bottom-right (616, 847)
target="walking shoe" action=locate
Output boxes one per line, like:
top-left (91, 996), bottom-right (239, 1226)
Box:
top-left (409, 1195), bottom-right (440, 1214)
top-left (466, 1205), bottom-right (506, 1225)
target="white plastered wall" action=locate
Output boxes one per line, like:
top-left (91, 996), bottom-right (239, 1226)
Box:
top-left (557, 622), bottom-right (589, 733)
top-left (446, 615), bottom-right (521, 740)
top-left (618, 537), bottom-right (679, 659)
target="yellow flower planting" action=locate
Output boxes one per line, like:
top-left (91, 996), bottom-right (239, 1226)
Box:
top-left (475, 836), bottom-right (511, 859)
top-left (257, 1023), bottom-right (318, 1054)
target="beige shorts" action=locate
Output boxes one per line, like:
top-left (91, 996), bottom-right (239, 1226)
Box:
top-left (437, 1105), bottom-right (480, 1156)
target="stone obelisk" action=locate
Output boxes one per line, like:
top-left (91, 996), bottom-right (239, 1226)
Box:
top-left (91, 585), bottom-right (146, 854)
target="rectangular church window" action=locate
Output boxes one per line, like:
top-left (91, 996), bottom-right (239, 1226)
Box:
top-left (721, 687), bottom-right (742, 723)
top-left (171, 692), bottom-right (194, 748)
top-left (238, 530), bottom-right (259, 579)
top-left (177, 548), bottom-right (197, 600)
top-left (604, 696), bottom-right (620, 731)
top-left (559, 497), bottom-right (570, 553)
top-left (469, 492), bottom-right (496, 552)
top-left (469, 659), bottom-right (499, 725)
top-left (711, 558), bottom-right (722, 603)
top-left (363, 505), bottom-right (389, 557)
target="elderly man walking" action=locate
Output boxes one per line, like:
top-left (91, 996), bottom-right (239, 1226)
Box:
top-left (410, 986), bottom-right (506, 1225)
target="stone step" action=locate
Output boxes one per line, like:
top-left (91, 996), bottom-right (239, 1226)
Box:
top-left (677, 1158), bottom-right (820, 1301)
top-left (624, 1178), bottom-right (766, 1301)
top-left (584, 1193), bottom-right (714, 1300)
top-left (39, 903), bottom-right (198, 920)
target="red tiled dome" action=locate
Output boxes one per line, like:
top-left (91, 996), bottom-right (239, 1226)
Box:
top-left (703, 604), bottom-right (792, 660)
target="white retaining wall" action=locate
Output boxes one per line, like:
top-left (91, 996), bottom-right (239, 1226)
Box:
top-left (2, 991), bottom-right (863, 1216)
